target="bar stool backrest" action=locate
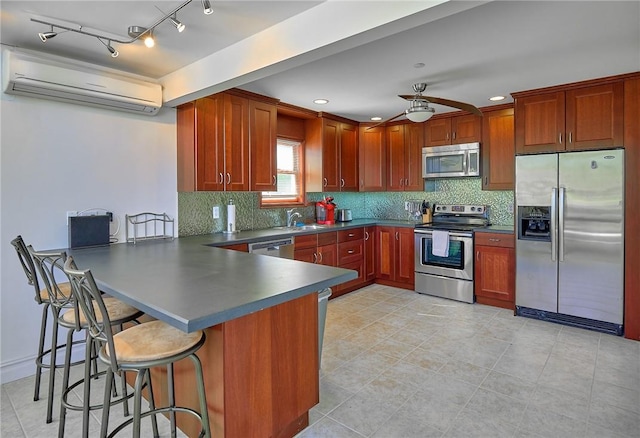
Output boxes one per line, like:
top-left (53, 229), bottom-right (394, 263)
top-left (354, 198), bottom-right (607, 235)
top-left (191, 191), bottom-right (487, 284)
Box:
top-left (28, 248), bottom-right (78, 321)
top-left (10, 235), bottom-right (43, 304)
top-left (63, 256), bottom-right (119, 374)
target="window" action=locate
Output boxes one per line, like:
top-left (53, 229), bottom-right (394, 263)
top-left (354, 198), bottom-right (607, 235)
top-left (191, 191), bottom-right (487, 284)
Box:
top-left (261, 138), bottom-right (304, 205)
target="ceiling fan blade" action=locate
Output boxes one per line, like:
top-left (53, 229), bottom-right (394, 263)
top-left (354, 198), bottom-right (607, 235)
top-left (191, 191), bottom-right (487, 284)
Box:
top-left (366, 111), bottom-right (405, 130)
top-left (423, 96), bottom-right (483, 116)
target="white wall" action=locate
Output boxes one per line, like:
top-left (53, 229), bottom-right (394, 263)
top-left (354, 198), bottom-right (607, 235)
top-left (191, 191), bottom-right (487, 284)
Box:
top-left (0, 90), bottom-right (177, 383)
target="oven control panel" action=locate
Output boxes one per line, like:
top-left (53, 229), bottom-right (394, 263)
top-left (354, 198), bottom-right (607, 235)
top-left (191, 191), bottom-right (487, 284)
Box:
top-left (434, 204), bottom-right (486, 215)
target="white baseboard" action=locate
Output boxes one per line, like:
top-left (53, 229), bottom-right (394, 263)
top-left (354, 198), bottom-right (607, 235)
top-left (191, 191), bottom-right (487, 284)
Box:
top-left (1, 345), bottom-right (87, 385)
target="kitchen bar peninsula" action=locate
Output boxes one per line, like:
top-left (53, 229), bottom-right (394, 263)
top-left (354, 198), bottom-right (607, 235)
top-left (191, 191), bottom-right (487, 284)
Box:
top-left (67, 235), bottom-right (357, 438)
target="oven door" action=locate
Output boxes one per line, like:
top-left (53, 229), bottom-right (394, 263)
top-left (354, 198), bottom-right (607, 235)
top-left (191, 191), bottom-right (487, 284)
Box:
top-left (414, 230), bottom-right (474, 280)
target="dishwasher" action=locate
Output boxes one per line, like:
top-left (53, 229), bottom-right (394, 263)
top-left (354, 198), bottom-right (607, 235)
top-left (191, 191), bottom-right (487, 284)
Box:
top-left (248, 237), bottom-right (295, 259)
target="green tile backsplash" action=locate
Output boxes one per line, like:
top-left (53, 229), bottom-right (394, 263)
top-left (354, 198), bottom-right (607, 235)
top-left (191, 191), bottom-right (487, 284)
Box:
top-left (178, 178), bottom-right (514, 236)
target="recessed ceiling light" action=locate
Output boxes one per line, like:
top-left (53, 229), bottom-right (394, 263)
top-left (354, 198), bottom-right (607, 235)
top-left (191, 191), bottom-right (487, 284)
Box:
top-left (489, 95), bottom-right (505, 101)
top-left (370, 116), bottom-right (382, 121)
top-left (314, 99), bottom-right (329, 105)
top-left (414, 62), bottom-right (425, 69)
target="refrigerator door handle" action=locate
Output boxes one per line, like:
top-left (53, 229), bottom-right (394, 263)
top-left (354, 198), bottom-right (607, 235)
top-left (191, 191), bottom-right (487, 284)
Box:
top-left (558, 187), bottom-right (565, 262)
top-left (551, 187), bottom-right (557, 262)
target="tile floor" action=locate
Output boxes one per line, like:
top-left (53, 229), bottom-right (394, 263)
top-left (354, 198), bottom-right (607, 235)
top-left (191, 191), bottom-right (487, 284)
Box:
top-left (2, 284), bottom-right (639, 437)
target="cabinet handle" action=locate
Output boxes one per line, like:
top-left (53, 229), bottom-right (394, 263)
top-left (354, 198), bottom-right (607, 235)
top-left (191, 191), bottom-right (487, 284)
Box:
top-left (348, 249), bottom-right (355, 254)
top-left (477, 251), bottom-right (480, 261)
top-left (452, 132), bottom-right (456, 140)
top-left (559, 132), bottom-right (563, 144)
top-left (489, 238), bottom-right (501, 242)
top-left (318, 252), bottom-right (323, 263)
top-left (313, 253), bottom-right (318, 263)
top-left (226, 173), bottom-right (231, 184)
top-left (484, 176), bottom-right (488, 186)
top-left (219, 172), bottom-right (224, 184)
top-left (446, 133), bottom-right (450, 140)
top-left (405, 178), bottom-right (409, 186)
top-left (395, 231), bottom-right (399, 240)
top-left (399, 178), bottom-right (404, 187)
top-left (272, 175), bottom-right (277, 185)
top-left (341, 178), bottom-right (345, 188)
top-left (568, 132), bottom-right (572, 144)
top-left (365, 231), bottom-right (370, 240)
top-left (348, 233), bottom-right (355, 237)
top-left (323, 177), bottom-right (328, 187)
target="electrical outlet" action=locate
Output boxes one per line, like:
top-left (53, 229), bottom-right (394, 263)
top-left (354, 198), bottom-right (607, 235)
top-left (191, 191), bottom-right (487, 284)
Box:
top-left (212, 206), bottom-right (220, 219)
top-left (404, 201), bottom-right (410, 211)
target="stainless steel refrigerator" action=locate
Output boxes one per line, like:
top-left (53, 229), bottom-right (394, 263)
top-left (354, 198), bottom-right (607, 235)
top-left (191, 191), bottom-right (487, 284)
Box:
top-left (515, 149), bottom-right (624, 334)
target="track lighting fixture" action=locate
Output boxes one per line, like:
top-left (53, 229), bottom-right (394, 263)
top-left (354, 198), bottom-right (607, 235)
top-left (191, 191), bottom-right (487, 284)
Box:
top-left (98, 38), bottom-right (119, 58)
top-left (170, 14), bottom-right (185, 32)
top-left (38, 26), bottom-right (57, 42)
top-left (202, 0), bottom-right (214, 15)
top-left (31, 0), bottom-right (210, 59)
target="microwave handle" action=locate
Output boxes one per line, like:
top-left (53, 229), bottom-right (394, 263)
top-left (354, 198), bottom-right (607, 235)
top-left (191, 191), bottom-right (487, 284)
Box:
top-left (463, 152), bottom-right (468, 174)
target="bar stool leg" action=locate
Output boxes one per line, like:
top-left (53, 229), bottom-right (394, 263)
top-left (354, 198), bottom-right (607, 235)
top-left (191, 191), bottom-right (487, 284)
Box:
top-left (132, 370), bottom-right (146, 438)
top-left (145, 369), bottom-right (159, 437)
top-left (190, 354), bottom-right (211, 438)
top-left (34, 303), bottom-right (50, 402)
top-left (100, 367), bottom-right (114, 438)
top-left (167, 363), bottom-right (177, 438)
top-left (58, 328), bottom-right (75, 438)
top-left (81, 335), bottom-right (94, 438)
top-left (45, 308), bottom-right (60, 423)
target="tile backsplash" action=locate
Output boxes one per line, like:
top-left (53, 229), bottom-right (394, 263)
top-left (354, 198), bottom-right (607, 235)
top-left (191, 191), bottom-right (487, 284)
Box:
top-left (178, 177), bottom-right (514, 236)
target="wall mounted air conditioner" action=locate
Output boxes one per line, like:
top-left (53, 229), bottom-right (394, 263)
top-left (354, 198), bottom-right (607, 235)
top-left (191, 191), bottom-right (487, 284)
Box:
top-left (2, 49), bottom-right (162, 115)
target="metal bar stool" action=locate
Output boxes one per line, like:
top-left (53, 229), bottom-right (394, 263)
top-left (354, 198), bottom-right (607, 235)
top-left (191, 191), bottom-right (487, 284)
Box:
top-left (10, 235), bottom-right (81, 423)
top-left (63, 256), bottom-right (211, 438)
top-left (28, 248), bottom-right (143, 438)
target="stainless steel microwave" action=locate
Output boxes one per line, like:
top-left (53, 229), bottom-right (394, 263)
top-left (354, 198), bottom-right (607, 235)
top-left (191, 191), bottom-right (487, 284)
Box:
top-left (422, 142), bottom-right (480, 178)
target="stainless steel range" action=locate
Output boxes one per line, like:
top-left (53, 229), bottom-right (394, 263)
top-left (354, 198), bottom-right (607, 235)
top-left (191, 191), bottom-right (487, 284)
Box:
top-left (414, 204), bottom-right (490, 303)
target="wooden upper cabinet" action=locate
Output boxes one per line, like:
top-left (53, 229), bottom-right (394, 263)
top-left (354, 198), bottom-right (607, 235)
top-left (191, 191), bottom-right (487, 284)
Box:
top-left (223, 94), bottom-right (250, 191)
top-left (565, 83), bottom-right (624, 150)
top-left (514, 82), bottom-right (624, 154)
top-left (482, 106), bottom-right (515, 190)
top-left (249, 100), bottom-right (277, 191)
top-left (358, 125), bottom-right (386, 191)
top-left (425, 113), bottom-right (481, 146)
top-left (306, 117), bottom-right (358, 192)
top-left (386, 122), bottom-right (424, 191)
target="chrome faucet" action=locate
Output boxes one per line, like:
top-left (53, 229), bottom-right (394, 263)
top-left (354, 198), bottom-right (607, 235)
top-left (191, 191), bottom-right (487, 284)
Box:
top-left (286, 208), bottom-right (302, 228)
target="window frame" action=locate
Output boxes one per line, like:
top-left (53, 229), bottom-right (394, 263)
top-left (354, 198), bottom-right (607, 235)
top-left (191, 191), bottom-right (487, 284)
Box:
top-left (260, 136), bottom-right (306, 207)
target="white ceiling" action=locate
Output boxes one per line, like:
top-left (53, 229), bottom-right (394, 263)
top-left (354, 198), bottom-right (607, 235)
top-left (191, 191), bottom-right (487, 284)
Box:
top-left (1, 1), bottom-right (639, 122)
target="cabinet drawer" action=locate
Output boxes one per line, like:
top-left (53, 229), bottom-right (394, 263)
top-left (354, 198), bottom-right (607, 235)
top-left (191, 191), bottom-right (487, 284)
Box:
top-left (475, 232), bottom-right (514, 248)
top-left (294, 234), bottom-right (317, 249)
top-left (338, 240), bottom-right (364, 265)
top-left (336, 259), bottom-right (364, 291)
top-left (338, 227), bottom-right (364, 243)
top-left (317, 231), bottom-right (337, 246)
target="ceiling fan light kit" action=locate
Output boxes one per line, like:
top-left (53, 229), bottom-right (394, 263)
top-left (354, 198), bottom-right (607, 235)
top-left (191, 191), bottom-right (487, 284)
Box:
top-left (31, 0), bottom-right (210, 58)
top-left (405, 105), bottom-right (435, 122)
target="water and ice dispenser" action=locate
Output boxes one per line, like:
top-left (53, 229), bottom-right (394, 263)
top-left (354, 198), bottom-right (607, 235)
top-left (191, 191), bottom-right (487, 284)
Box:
top-left (517, 206), bottom-right (551, 241)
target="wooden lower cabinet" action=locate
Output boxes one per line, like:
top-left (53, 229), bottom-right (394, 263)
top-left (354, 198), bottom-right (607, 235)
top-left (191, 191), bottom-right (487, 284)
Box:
top-left (148, 293), bottom-right (319, 438)
top-left (375, 226), bottom-right (414, 289)
top-left (335, 228), bottom-right (370, 297)
top-left (294, 232), bottom-right (337, 266)
top-left (364, 226), bottom-right (376, 282)
top-left (219, 242), bottom-right (248, 252)
top-left (474, 232), bottom-right (515, 310)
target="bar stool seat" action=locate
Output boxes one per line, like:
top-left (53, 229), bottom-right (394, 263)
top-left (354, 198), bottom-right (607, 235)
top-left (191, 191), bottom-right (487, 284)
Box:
top-left (60, 297), bottom-right (140, 326)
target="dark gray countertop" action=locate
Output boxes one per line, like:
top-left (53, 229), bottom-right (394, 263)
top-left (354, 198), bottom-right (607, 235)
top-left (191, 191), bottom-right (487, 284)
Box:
top-left (68, 235), bottom-right (357, 332)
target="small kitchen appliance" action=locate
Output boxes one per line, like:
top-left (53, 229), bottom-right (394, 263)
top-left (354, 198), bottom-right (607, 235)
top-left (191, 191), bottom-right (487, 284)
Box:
top-left (414, 204), bottom-right (490, 303)
top-left (336, 209), bottom-right (352, 222)
top-left (316, 196), bottom-right (336, 224)
top-left (422, 143), bottom-right (480, 179)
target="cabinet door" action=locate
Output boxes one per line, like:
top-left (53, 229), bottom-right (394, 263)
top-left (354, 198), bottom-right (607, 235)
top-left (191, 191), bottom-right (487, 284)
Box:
top-left (474, 245), bottom-right (515, 307)
top-left (515, 92), bottom-right (565, 154)
top-left (294, 247), bottom-right (317, 264)
top-left (404, 123), bottom-right (424, 191)
top-left (339, 123), bottom-right (359, 191)
top-left (322, 120), bottom-right (340, 191)
top-left (482, 107), bottom-right (515, 190)
top-left (452, 114), bottom-right (482, 143)
top-left (424, 117), bottom-right (452, 146)
top-left (376, 226), bottom-right (395, 280)
top-left (386, 125), bottom-right (405, 191)
top-left (565, 83), bottom-right (624, 151)
top-left (364, 226), bottom-right (376, 281)
top-left (224, 94), bottom-right (250, 191)
top-left (250, 100), bottom-right (277, 191)
top-left (395, 228), bottom-right (415, 286)
top-left (358, 126), bottom-right (386, 191)
top-left (317, 243), bottom-right (337, 267)
top-left (191, 96), bottom-right (225, 191)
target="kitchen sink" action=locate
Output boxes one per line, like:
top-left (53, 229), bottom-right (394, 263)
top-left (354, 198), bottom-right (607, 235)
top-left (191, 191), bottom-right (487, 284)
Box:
top-left (271, 225), bottom-right (327, 232)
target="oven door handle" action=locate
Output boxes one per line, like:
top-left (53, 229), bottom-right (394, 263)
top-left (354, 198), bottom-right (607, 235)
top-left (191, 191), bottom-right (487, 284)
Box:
top-left (414, 230), bottom-right (472, 239)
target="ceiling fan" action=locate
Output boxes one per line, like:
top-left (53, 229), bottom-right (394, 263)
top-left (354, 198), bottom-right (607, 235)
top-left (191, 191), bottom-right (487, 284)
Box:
top-left (368, 83), bottom-right (482, 129)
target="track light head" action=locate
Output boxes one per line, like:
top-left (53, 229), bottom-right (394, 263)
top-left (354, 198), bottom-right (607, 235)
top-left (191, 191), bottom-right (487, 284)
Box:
top-left (144, 31), bottom-right (155, 48)
top-left (202, 0), bottom-right (213, 15)
top-left (38, 26), bottom-right (57, 42)
top-left (170, 14), bottom-right (185, 32)
top-left (98, 38), bottom-right (119, 58)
